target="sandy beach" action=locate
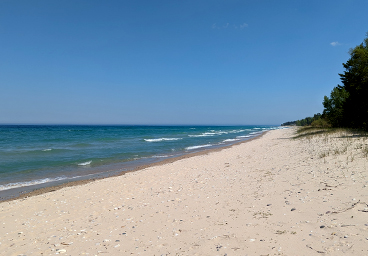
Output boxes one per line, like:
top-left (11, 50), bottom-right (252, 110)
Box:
top-left (1, 127), bottom-right (367, 255)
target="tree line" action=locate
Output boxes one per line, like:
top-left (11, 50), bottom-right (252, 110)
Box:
top-left (281, 113), bottom-right (325, 127)
top-left (282, 33), bottom-right (368, 130)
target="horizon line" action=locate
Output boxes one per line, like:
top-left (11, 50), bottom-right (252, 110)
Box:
top-left (0, 123), bottom-right (280, 127)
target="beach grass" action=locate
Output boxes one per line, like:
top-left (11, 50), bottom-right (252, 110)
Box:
top-left (293, 126), bottom-right (368, 162)
top-left (293, 126), bottom-right (368, 139)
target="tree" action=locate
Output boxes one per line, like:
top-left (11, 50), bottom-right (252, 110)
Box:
top-left (285, 113), bottom-right (322, 126)
top-left (322, 33), bottom-right (368, 129)
top-left (339, 33), bottom-right (368, 129)
top-left (322, 86), bottom-right (348, 127)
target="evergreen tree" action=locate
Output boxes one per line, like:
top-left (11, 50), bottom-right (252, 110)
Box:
top-left (322, 33), bottom-right (368, 129)
top-left (322, 86), bottom-right (348, 127)
top-left (339, 34), bottom-right (368, 129)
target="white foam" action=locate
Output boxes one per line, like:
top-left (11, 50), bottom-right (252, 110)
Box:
top-left (223, 139), bottom-right (240, 142)
top-left (0, 172), bottom-right (102, 192)
top-left (144, 138), bottom-right (182, 142)
top-left (186, 144), bottom-right (212, 150)
top-left (78, 161), bottom-right (92, 166)
top-left (250, 131), bottom-right (263, 135)
top-left (228, 129), bottom-right (245, 134)
top-left (189, 132), bottom-right (217, 137)
top-left (151, 155), bottom-right (172, 158)
top-left (237, 135), bottom-right (251, 138)
top-left (42, 149), bottom-right (52, 151)
top-left (189, 129), bottom-right (254, 137)
top-left (0, 177), bottom-right (67, 191)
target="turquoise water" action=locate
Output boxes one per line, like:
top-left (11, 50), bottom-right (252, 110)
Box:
top-left (0, 125), bottom-right (280, 197)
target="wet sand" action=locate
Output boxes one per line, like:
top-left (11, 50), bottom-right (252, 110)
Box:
top-left (1, 128), bottom-right (367, 255)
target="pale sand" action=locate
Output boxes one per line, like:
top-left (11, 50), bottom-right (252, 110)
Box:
top-left (1, 128), bottom-right (368, 255)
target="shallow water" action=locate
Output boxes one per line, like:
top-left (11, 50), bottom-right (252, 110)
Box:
top-left (0, 125), bottom-right (281, 198)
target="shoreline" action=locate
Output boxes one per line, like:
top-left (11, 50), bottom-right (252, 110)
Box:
top-left (1, 131), bottom-right (268, 203)
top-left (2, 127), bottom-right (367, 255)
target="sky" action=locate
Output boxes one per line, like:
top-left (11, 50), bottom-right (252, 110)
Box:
top-left (1, 0), bottom-right (368, 125)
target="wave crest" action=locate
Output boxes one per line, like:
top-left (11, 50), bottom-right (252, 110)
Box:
top-left (222, 139), bottom-right (240, 142)
top-left (78, 161), bottom-right (92, 166)
top-left (186, 144), bottom-right (212, 150)
top-left (0, 177), bottom-right (67, 191)
top-left (144, 138), bottom-right (182, 142)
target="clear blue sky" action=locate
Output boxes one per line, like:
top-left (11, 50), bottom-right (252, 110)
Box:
top-left (1, 0), bottom-right (367, 125)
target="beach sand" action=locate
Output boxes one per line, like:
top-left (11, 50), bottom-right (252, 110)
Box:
top-left (1, 128), bottom-right (367, 255)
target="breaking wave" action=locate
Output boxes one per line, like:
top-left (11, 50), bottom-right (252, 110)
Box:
top-left (0, 177), bottom-right (68, 192)
top-left (78, 161), bottom-right (92, 166)
top-left (144, 138), bottom-right (182, 142)
top-left (185, 144), bottom-right (213, 150)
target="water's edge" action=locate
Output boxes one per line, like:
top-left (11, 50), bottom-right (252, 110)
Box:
top-left (0, 131), bottom-right (267, 202)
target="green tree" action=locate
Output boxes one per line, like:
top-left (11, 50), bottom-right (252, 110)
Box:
top-left (339, 33), bottom-right (368, 129)
top-left (291, 113), bottom-right (322, 126)
top-left (322, 33), bottom-right (368, 129)
top-left (322, 86), bottom-right (348, 127)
